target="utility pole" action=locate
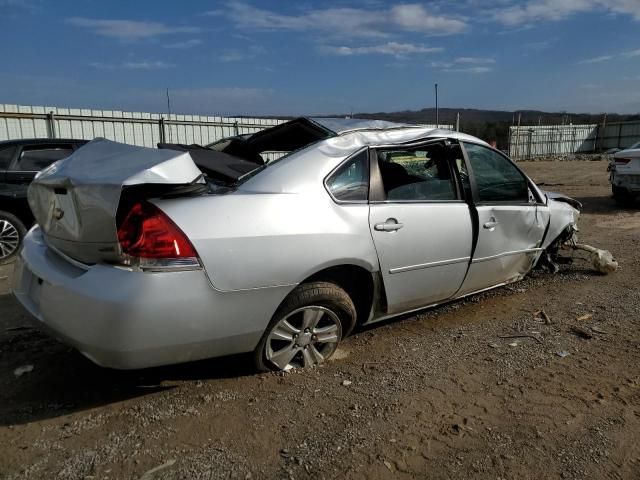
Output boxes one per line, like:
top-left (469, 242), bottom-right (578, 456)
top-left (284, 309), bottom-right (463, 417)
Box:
top-left (456, 112), bottom-right (460, 132)
top-left (435, 83), bottom-right (439, 128)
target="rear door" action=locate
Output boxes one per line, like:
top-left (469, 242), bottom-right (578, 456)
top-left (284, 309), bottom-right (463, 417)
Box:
top-left (368, 141), bottom-right (474, 314)
top-left (456, 142), bottom-right (548, 296)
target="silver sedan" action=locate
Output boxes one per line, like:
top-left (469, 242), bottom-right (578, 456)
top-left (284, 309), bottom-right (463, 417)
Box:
top-left (13, 118), bottom-right (579, 371)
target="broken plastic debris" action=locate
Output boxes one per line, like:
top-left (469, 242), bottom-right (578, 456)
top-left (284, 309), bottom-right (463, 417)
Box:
top-left (556, 350), bottom-right (570, 358)
top-left (342, 380), bottom-right (352, 386)
top-left (13, 365), bottom-right (34, 377)
top-left (572, 243), bottom-right (618, 274)
top-left (576, 313), bottom-right (593, 322)
top-left (508, 342), bottom-right (519, 347)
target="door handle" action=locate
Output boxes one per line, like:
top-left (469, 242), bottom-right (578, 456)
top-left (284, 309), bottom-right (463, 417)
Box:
top-left (483, 220), bottom-right (498, 229)
top-left (374, 219), bottom-right (404, 232)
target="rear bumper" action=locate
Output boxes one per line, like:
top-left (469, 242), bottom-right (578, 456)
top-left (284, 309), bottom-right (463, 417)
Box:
top-left (611, 173), bottom-right (640, 192)
top-left (12, 227), bottom-right (292, 369)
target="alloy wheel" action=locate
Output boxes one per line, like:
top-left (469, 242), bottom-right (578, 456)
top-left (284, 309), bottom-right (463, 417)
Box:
top-left (0, 219), bottom-right (20, 260)
top-left (265, 306), bottom-right (342, 370)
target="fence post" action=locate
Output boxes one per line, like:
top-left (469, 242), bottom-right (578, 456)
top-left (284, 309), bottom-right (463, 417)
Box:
top-left (47, 111), bottom-right (56, 139)
top-left (159, 118), bottom-right (166, 143)
top-left (513, 113), bottom-right (521, 161)
top-left (597, 113), bottom-right (607, 152)
top-left (234, 120), bottom-right (239, 136)
top-left (617, 123), bottom-right (623, 149)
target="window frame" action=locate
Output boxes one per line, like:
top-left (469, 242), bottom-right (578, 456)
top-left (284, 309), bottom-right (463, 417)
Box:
top-left (369, 139), bottom-right (465, 204)
top-left (323, 147), bottom-right (371, 205)
top-left (9, 143), bottom-right (75, 173)
top-left (0, 145), bottom-right (18, 171)
top-left (460, 141), bottom-right (544, 206)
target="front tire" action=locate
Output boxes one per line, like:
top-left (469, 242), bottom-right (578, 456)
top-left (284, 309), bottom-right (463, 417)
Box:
top-left (0, 211), bottom-right (26, 265)
top-left (254, 281), bottom-right (356, 372)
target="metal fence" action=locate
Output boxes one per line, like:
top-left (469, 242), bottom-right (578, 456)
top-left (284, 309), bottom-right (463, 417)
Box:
top-left (508, 124), bottom-right (598, 160)
top-left (595, 121), bottom-right (640, 151)
top-left (0, 104), bottom-right (287, 159)
top-left (508, 121), bottom-right (640, 160)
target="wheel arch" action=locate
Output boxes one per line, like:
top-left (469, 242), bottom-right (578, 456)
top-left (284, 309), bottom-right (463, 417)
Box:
top-left (296, 263), bottom-right (379, 331)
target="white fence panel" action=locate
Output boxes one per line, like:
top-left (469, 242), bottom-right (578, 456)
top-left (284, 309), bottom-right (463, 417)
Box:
top-left (0, 104), bottom-right (286, 149)
top-left (509, 124), bottom-right (598, 160)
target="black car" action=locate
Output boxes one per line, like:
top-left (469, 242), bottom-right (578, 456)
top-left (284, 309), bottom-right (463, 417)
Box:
top-left (0, 138), bottom-right (88, 264)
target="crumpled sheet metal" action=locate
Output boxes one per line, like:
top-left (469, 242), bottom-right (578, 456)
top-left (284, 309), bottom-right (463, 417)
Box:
top-left (28, 138), bottom-right (203, 247)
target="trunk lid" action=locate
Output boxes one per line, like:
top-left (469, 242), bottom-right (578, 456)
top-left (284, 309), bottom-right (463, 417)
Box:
top-left (28, 138), bottom-right (204, 264)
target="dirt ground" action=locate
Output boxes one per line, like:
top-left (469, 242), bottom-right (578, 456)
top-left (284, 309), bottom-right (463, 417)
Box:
top-left (1, 160), bottom-right (639, 480)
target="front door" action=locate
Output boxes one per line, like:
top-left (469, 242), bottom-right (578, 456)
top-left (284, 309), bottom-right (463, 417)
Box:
top-left (369, 143), bottom-right (473, 314)
top-left (457, 142), bottom-right (548, 295)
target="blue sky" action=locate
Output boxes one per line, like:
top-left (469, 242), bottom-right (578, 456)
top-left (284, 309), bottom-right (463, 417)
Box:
top-left (1, 0), bottom-right (639, 116)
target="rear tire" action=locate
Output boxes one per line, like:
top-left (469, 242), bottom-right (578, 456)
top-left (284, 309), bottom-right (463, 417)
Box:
top-left (612, 185), bottom-right (636, 206)
top-left (0, 211), bottom-right (26, 265)
top-left (253, 281), bottom-right (356, 372)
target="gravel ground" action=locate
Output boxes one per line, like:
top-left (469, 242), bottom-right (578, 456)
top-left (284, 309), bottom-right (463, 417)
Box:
top-left (1, 160), bottom-right (639, 480)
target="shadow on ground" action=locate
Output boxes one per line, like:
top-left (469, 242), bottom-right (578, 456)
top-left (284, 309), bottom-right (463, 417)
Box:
top-left (0, 292), bottom-right (256, 426)
top-left (573, 194), bottom-right (639, 214)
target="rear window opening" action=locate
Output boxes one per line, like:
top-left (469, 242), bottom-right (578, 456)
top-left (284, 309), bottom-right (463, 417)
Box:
top-left (159, 118), bottom-right (334, 187)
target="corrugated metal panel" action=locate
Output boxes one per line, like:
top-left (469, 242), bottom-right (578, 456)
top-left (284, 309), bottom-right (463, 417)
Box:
top-left (508, 121), bottom-right (640, 160)
top-left (509, 124), bottom-right (598, 160)
top-left (599, 122), bottom-right (640, 150)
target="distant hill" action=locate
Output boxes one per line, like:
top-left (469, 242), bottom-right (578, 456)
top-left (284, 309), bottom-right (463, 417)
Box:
top-left (347, 108), bottom-right (640, 150)
top-left (267, 107), bottom-right (640, 150)
top-left (352, 108), bottom-right (639, 126)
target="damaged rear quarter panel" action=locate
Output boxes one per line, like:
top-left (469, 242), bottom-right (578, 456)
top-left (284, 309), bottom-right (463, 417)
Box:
top-left (154, 191), bottom-right (379, 292)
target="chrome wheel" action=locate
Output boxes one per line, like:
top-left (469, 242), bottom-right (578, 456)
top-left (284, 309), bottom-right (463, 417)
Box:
top-left (265, 306), bottom-right (342, 370)
top-left (0, 219), bottom-right (20, 260)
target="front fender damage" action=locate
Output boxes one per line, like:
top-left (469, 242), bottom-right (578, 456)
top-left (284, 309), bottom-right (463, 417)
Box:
top-left (537, 195), bottom-right (618, 275)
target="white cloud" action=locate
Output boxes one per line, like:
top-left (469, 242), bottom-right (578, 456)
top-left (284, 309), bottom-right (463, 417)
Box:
top-left (492, 0), bottom-right (640, 25)
top-left (90, 61), bottom-right (175, 70)
top-left (444, 66), bottom-right (493, 74)
top-left (432, 57), bottom-right (496, 72)
top-left (163, 39), bottom-right (202, 49)
top-left (389, 4), bottom-right (467, 34)
top-left (322, 42), bottom-right (443, 58)
top-left (577, 47), bottom-right (640, 63)
top-left (67, 17), bottom-right (200, 40)
top-left (210, 2), bottom-right (466, 37)
top-left (454, 57), bottom-right (496, 64)
top-left (218, 45), bottom-right (265, 62)
top-left (0, 0), bottom-right (39, 13)
top-left (579, 54), bottom-right (615, 64)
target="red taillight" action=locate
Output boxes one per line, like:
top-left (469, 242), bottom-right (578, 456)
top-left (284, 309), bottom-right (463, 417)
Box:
top-left (615, 158), bottom-right (631, 165)
top-left (118, 201), bottom-right (197, 260)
